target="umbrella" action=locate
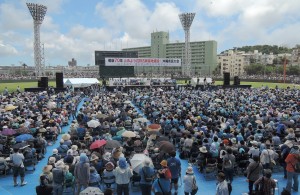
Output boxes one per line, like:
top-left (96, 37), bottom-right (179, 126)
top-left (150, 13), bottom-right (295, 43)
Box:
top-left (1, 128), bottom-right (16, 136)
top-left (15, 128), bottom-right (31, 134)
top-left (135, 118), bottom-right (149, 123)
top-left (215, 98), bottom-right (222, 103)
top-left (122, 130), bottom-right (136, 138)
top-left (156, 136), bottom-right (169, 142)
top-left (79, 187), bottom-right (103, 195)
top-left (122, 93), bottom-right (128, 96)
top-left (47, 102), bottom-right (57, 109)
top-left (142, 95), bottom-right (150, 99)
top-left (15, 134), bottom-right (34, 142)
top-left (96, 113), bottom-right (108, 119)
top-left (147, 124), bottom-right (161, 132)
top-left (90, 139), bottom-right (107, 150)
top-left (5, 104), bottom-right (18, 111)
top-left (116, 129), bottom-right (126, 136)
top-left (85, 98), bottom-right (91, 102)
top-left (104, 140), bottom-right (121, 151)
top-left (130, 153), bottom-right (154, 173)
top-left (13, 142), bottom-right (30, 150)
top-left (155, 141), bottom-right (175, 153)
top-left (124, 100), bottom-right (131, 104)
top-left (255, 120), bottom-right (262, 124)
top-left (87, 120), bottom-right (101, 128)
top-left (281, 120), bottom-right (294, 127)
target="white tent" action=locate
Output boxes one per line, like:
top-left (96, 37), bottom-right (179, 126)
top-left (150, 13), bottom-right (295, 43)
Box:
top-left (63, 78), bottom-right (100, 88)
top-left (190, 77), bottom-right (212, 87)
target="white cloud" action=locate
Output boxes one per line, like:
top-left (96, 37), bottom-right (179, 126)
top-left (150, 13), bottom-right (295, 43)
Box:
top-left (0, 41), bottom-right (18, 56)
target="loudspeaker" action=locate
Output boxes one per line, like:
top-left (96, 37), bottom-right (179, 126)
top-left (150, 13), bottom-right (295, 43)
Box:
top-left (223, 72), bottom-right (230, 85)
top-left (37, 80), bottom-right (42, 88)
top-left (40, 77), bottom-right (48, 88)
top-left (56, 72), bottom-right (64, 88)
top-left (234, 76), bottom-right (240, 85)
top-left (197, 78), bottom-right (199, 84)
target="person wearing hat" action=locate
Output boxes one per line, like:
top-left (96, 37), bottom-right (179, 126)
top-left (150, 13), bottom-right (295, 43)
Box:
top-left (71, 145), bottom-right (79, 156)
top-left (183, 167), bottom-right (198, 195)
top-left (167, 151), bottom-right (181, 195)
top-left (160, 160), bottom-right (172, 180)
top-left (113, 157), bottom-right (133, 195)
top-left (36, 175), bottom-right (53, 195)
top-left (103, 162), bottom-right (115, 188)
top-left (198, 146), bottom-right (209, 172)
top-left (52, 160), bottom-right (65, 195)
top-left (254, 169), bottom-right (276, 195)
top-left (152, 169), bottom-right (171, 195)
top-left (89, 154), bottom-right (102, 174)
top-left (41, 165), bottom-right (53, 183)
top-left (245, 155), bottom-right (263, 194)
top-left (74, 153), bottom-right (90, 195)
top-left (139, 159), bottom-right (155, 195)
top-left (280, 140), bottom-right (294, 179)
top-left (63, 165), bottom-right (75, 194)
top-left (48, 149), bottom-right (61, 163)
top-left (284, 145), bottom-right (300, 193)
top-left (216, 172), bottom-right (229, 195)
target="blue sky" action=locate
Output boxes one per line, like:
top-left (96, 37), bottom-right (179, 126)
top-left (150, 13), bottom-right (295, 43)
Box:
top-left (1, 0), bottom-right (300, 66)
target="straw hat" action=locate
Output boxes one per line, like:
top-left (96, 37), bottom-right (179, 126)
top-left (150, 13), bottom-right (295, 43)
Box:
top-left (43, 165), bottom-right (52, 173)
top-left (55, 160), bottom-right (65, 169)
top-left (90, 154), bottom-right (99, 162)
top-left (160, 160), bottom-right (168, 167)
top-left (48, 157), bottom-right (56, 164)
top-left (250, 140), bottom-right (258, 146)
top-left (199, 146), bottom-right (208, 153)
top-left (71, 145), bottom-right (78, 151)
top-left (52, 149), bottom-right (58, 155)
top-left (186, 166), bottom-right (194, 174)
top-left (62, 134), bottom-right (71, 141)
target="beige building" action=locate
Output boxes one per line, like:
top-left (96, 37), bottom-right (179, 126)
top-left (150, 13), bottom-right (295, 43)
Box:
top-left (123, 31), bottom-right (217, 76)
top-left (218, 50), bottom-right (249, 76)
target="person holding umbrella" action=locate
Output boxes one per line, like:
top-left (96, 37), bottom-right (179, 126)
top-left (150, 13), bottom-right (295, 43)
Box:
top-left (10, 148), bottom-right (26, 186)
top-left (139, 159), bottom-right (155, 195)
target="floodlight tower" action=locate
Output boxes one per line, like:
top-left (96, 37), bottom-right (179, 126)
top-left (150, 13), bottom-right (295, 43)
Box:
top-left (27, 3), bottom-right (47, 77)
top-left (179, 13), bottom-right (195, 77)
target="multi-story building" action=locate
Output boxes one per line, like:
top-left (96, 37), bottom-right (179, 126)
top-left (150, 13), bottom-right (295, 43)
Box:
top-left (218, 50), bottom-right (249, 76)
top-left (122, 31), bottom-right (217, 76)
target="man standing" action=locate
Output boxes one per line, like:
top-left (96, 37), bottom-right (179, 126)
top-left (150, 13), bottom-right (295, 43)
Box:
top-left (52, 161), bottom-right (65, 195)
top-left (74, 153), bottom-right (90, 195)
top-left (139, 159), bottom-right (155, 195)
top-left (10, 148), bottom-right (26, 186)
top-left (113, 157), bottom-right (133, 195)
top-left (284, 145), bottom-right (300, 193)
top-left (216, 172), bottom-right (229, 195)
top-left (167, 151), bottom-right (181, 195)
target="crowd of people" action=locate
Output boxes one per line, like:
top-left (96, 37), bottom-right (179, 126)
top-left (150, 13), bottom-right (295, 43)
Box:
top-left (0, 85), bottom-right (299, 195)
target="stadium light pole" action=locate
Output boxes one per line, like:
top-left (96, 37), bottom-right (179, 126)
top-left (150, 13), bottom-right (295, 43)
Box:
top-left (27, 3), bottom-right (47, 78)
top-left (179, 13), bottom-right (195, 78)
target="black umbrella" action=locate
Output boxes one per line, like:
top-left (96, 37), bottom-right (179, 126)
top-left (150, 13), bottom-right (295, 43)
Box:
top-left (13, 142), bottom-right (30, 150)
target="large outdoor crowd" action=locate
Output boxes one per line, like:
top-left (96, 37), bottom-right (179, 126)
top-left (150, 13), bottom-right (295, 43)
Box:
top-left (0, 85), bottom-right (299, 195)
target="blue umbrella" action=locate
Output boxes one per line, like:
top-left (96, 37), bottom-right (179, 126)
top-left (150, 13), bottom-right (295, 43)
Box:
top-left (15, 134), bottom-right (34, 142)
top-left (142, 95), bottom-right (149, 99)
top-left (85, 98), bottom-right (91, 102)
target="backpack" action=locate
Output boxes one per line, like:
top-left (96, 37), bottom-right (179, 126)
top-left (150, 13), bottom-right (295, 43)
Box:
top-left (292, 160), bottom-right (300, 173)
top-left (142, 167), bottom-right (153, 182)
top-left (64, 172), bottom-right (74, 188)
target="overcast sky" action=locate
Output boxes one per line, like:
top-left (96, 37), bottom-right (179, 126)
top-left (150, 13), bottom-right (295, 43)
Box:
top-left (1, 0), bottom-right (300, 66)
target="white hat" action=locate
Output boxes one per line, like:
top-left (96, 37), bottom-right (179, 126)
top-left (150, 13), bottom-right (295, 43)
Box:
top-left (199, 146), bottom-right (208, 153)
top-left (52, 149), bottom-right (58, 154)
top-left (55, 160), bottom-right (65, 169)
top-left (2, 126), bottom-right (8, 129)
top-left (186, 166), bottom-right (194, 174)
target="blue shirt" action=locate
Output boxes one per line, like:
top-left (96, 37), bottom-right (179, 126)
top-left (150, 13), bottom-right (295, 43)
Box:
top-left (167, 157), bottom-right (181, 179)
top-left (152, 178), bottom-right (170, 193)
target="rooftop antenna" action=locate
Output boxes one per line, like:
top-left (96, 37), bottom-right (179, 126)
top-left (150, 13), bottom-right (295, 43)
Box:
top-left (179, 12), bottom-right (195, 77)
top-left (27, 3), bottom-right (47, 78)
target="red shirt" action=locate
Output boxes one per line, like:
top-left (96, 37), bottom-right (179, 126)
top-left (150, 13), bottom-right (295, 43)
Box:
top-left (285, 153), bottom-right (300, 172)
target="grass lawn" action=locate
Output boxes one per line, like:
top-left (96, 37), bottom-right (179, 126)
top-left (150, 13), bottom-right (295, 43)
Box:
top-left (0, 81), bottom-right (56, 93)
top-left (214, 81), bottom-right (300, 89)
